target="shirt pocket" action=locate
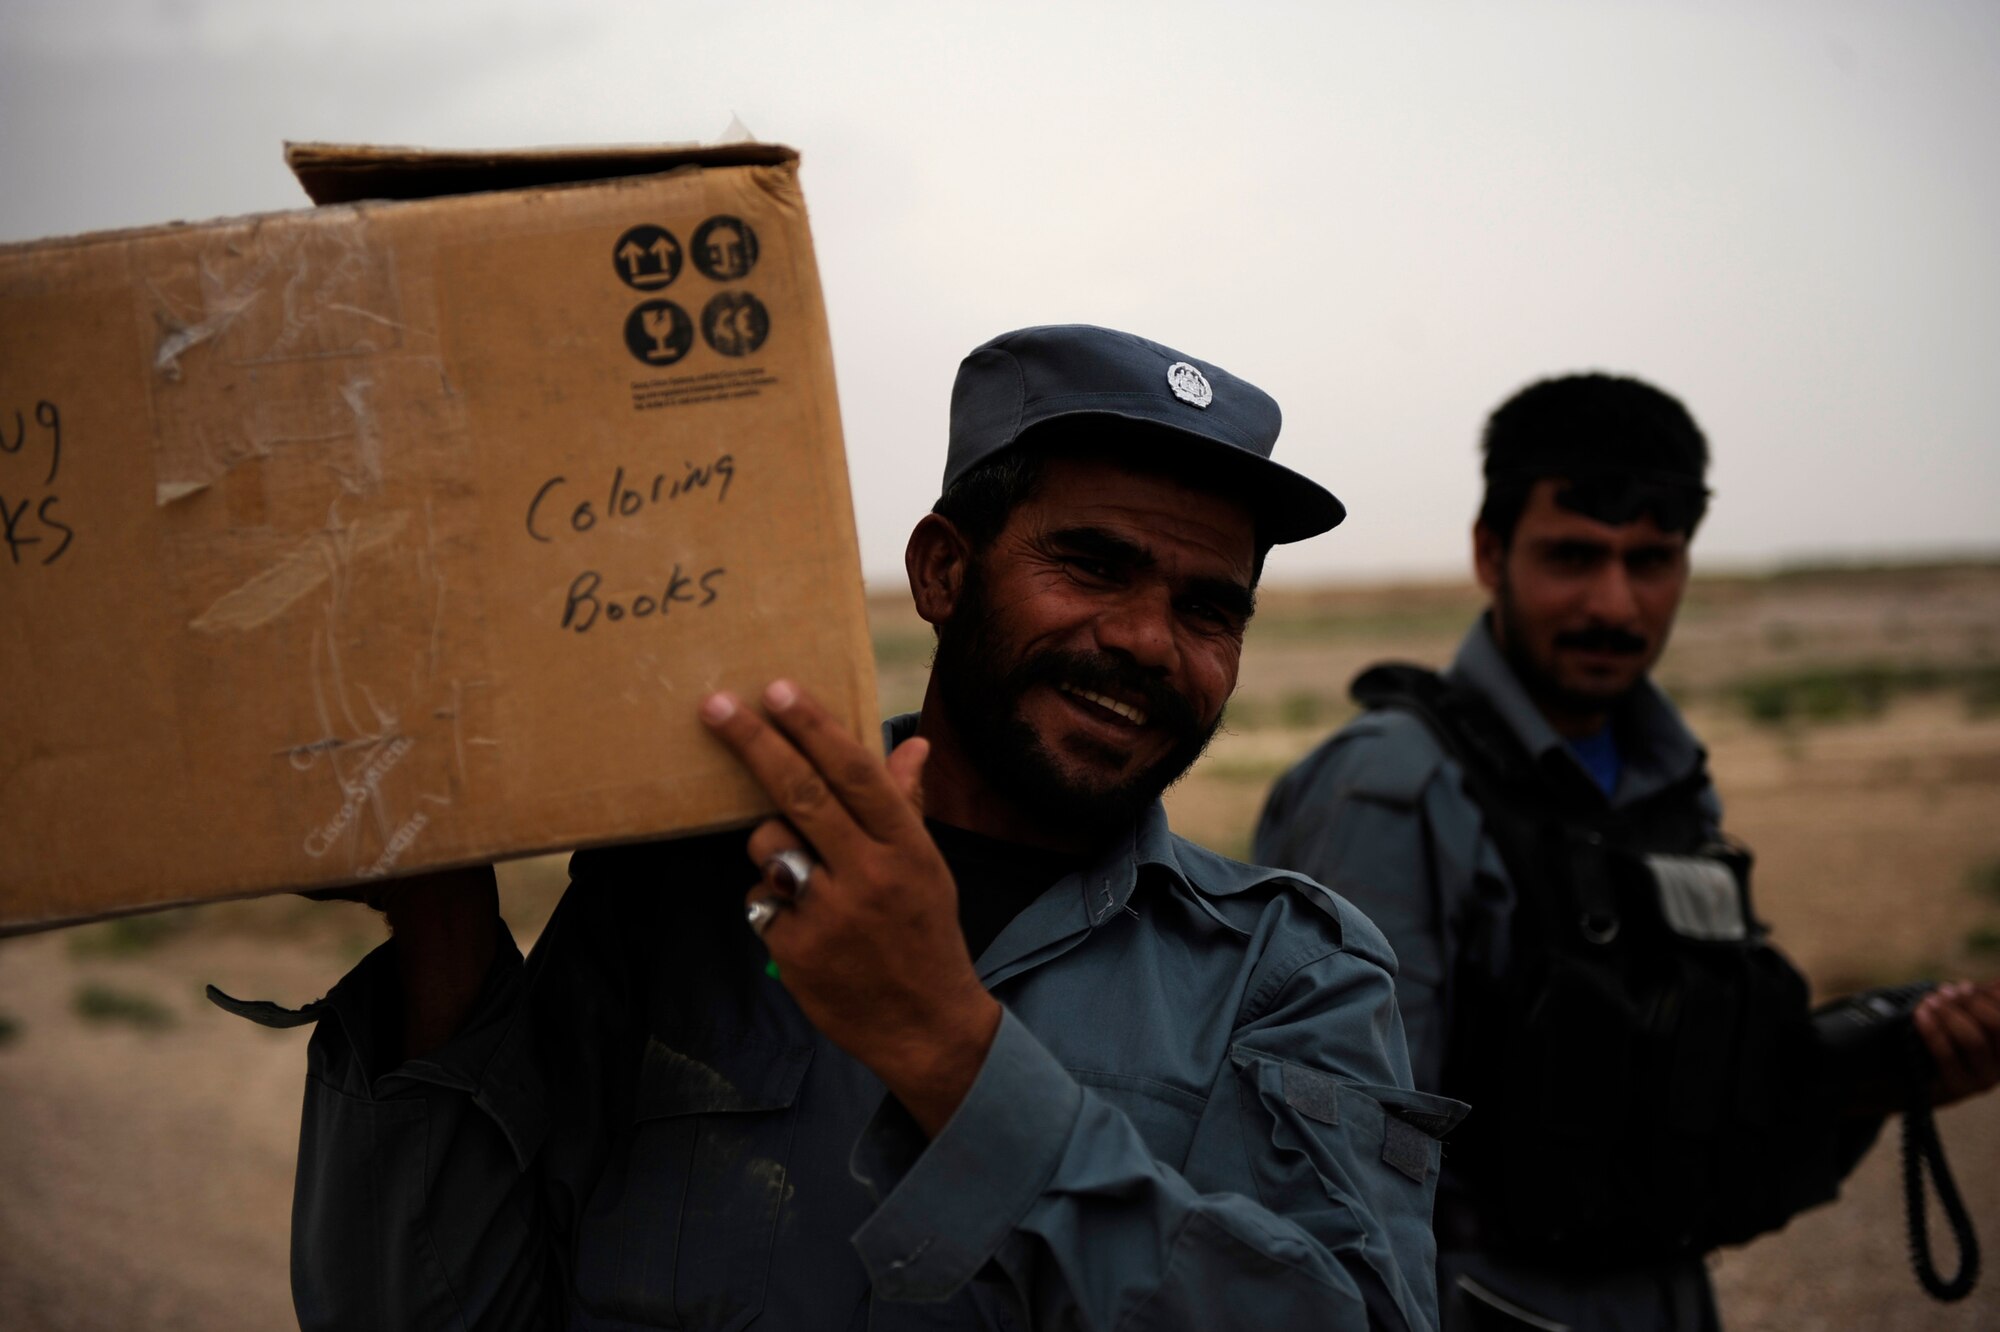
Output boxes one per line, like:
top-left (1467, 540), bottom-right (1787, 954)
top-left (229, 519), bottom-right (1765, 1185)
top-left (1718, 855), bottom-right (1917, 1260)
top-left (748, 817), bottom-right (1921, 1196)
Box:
top-left (1070, 1069), bottom-right (1208, 1168)
top-left (574, 1033), bottom-right (812, 1331)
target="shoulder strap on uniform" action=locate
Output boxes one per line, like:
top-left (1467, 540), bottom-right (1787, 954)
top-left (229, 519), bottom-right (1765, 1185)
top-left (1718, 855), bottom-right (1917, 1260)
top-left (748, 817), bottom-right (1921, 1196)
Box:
top-left (1349, 662), bottom-right (1543, 801)
top-left (1350, 661), bottom-right (1588, 944)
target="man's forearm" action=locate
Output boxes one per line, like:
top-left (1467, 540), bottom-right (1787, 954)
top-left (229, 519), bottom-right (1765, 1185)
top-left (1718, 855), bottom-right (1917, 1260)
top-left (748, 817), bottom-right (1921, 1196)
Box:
top-left (382, 865), bottom-right (501, 1060)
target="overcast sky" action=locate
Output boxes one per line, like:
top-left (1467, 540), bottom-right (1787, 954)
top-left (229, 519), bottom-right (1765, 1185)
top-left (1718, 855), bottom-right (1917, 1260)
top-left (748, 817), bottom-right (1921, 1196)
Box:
top-left (4, 0), bottom-right (1996, 583)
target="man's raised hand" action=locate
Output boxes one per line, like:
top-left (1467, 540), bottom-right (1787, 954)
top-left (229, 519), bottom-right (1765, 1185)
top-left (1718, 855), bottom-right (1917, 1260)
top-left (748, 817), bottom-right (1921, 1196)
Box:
top-left (701, 681), bottom-right (1000, 1137)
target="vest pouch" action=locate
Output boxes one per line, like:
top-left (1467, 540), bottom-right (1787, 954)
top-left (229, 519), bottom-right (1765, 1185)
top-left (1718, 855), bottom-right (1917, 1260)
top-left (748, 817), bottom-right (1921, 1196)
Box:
top-left (1481, 953), bottom-right (1643, 1255)
top-left (1482, 835), bottom-right (1820, 1261)
top-left (1577, 839), bottom-right (1754, 951)
top-left (1646, 852), bottom-right (1750, 941)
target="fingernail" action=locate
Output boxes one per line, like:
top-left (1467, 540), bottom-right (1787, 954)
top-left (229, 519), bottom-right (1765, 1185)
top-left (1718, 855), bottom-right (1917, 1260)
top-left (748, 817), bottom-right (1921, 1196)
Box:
top-left (765, 679), bottom-right (799, 711)
top-left (701, 693), bottom-right (737, 723)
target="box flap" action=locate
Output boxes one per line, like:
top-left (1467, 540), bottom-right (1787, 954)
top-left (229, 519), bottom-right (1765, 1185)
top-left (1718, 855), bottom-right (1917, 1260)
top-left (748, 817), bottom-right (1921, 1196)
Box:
top-left (284, 140), bottom-right (800, 205)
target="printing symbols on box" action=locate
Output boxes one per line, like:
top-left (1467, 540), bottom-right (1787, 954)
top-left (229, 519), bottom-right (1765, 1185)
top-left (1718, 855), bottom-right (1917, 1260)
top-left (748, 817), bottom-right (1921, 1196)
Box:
top-left (624, 300), bottom-right (695, 366)
top-left (692, 216), bottom-right (759, 281)
top-left (613, 225), bottom-right (684, 291)
top-left (701, 292), bottom-right (770, 358)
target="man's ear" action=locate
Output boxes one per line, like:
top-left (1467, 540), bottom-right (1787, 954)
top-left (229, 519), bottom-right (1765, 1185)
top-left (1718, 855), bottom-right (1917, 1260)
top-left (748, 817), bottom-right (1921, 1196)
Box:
top-left (906, 513), bottom-right (972, 626)
top-left (1472, 521), bottom-right (1506, 595)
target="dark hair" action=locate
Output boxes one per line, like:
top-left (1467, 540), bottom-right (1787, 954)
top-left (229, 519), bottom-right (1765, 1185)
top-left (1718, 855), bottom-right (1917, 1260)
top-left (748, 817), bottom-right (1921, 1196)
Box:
top-left (932, 446), bottom-right (1050, 550)
top-left (931, 419), bottom-right (1274, 582)
top-left (1478, 373), bottom-right (1710, 544)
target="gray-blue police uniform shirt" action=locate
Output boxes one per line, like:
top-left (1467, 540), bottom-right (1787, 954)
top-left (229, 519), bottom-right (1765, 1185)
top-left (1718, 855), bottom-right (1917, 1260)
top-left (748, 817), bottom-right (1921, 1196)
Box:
top-left (217, 714), bottom-right (1464, 1331)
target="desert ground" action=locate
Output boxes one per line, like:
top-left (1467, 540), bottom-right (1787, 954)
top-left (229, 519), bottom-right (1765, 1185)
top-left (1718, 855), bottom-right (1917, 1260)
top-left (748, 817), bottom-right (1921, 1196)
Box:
top-left (3, 563), bottom-right (1997, 1330)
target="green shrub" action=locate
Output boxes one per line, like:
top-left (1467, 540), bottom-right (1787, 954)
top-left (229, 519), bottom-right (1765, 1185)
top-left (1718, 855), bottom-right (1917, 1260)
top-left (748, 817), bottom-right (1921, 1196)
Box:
top-left (72, 983), bottom-right (176, 1030)
top-left (1731, 663), bottom-right (2000, 727)
top-left (67, 910), bottom-right (193, 959)
top-left (1966, 860), bottom-right (2000, 903)
top-left (1964, 926), bottom-right (2000, 957)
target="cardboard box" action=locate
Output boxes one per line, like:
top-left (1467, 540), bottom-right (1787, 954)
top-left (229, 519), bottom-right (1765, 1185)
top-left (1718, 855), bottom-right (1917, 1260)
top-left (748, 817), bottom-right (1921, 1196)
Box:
top-left (0, 143), bottom-right (878, 931)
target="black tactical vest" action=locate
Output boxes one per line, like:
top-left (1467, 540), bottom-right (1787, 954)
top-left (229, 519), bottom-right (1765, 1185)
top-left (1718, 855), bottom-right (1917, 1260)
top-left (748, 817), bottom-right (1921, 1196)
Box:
top-left (1353, 663), bottom-right (1845, 1267)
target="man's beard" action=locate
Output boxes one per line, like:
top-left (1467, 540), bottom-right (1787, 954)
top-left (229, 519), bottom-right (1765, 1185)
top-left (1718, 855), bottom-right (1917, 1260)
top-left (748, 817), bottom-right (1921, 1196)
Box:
top-left (933, 563), bottom-right (1223, 844)
top-left (1492, 576), bottom-right (1651, 719)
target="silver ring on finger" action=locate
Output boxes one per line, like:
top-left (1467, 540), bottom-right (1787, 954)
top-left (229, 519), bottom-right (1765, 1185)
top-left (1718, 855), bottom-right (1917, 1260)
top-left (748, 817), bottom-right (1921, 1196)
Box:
top-left (746, 897), bottom-right (784, 936)
top-left (763, 847), bottom-right (818, 899)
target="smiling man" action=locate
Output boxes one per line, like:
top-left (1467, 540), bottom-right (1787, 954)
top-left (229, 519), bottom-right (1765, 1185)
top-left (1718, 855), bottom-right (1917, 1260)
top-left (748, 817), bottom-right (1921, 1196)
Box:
top-left (244, 325), bottom-right (1463, 1332)
top-left (1253, 373), bottom-right (2000, 1331)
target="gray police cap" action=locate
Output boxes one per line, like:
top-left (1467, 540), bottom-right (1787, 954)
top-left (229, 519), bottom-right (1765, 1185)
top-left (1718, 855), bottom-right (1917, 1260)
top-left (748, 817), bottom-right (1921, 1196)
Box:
top-left (943, 324), bottom-right (1344, 545)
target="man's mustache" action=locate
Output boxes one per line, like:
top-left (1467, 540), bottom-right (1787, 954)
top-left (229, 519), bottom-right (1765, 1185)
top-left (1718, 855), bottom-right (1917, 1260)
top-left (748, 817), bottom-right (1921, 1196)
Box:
top-left (1554, 625), bottom-right (1649, 655)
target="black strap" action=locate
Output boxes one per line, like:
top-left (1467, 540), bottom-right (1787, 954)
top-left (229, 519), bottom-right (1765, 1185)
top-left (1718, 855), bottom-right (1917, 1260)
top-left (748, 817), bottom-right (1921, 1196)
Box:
top-left (1351, 663), bottom-right (1544, 800)
top-left (1902, 1047), bottom-right (1980, 1301)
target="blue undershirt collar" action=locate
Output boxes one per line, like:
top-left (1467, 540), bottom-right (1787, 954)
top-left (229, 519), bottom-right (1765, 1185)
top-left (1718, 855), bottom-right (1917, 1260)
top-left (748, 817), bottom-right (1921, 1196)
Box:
top-left (1566, 724), bottom-right (1623, 797)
